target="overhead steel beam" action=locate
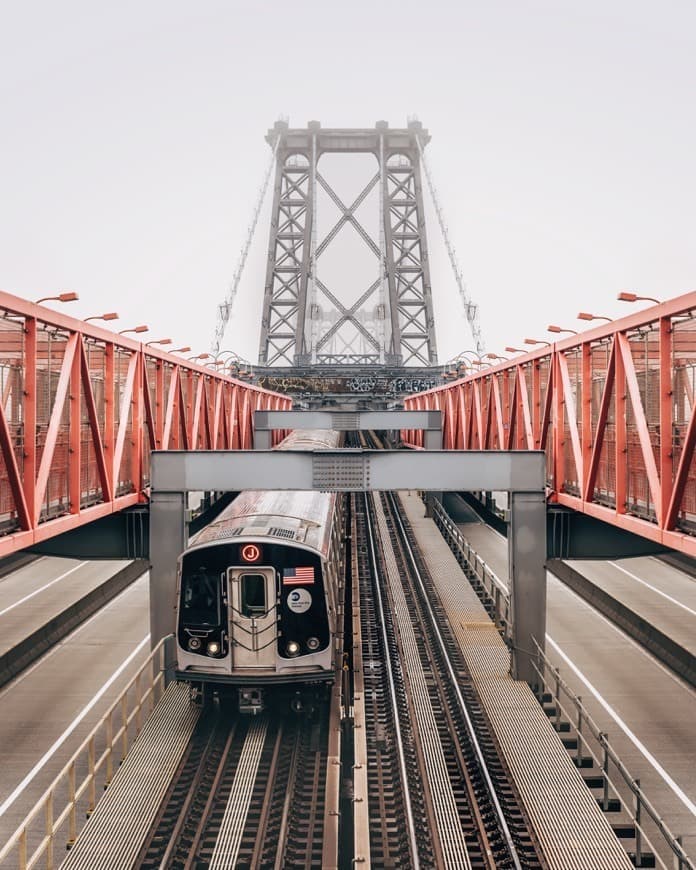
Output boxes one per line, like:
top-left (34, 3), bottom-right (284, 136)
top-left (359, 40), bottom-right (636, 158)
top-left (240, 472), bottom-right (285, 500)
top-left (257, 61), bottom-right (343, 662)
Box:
top-left (253, 409), bottom-right (442, 449)
top-left (151, 449), bottom-right (544, 493)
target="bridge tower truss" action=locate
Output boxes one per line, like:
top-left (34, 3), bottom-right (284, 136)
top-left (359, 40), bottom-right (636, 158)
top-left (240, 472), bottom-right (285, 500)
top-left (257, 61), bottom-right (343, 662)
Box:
top-left (258, 120), bottom-right (439, 367)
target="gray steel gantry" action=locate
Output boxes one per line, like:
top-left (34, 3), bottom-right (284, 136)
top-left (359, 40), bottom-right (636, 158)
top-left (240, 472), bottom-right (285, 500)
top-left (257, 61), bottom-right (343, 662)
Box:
top-left (150, 447), bottom-right (546, 686)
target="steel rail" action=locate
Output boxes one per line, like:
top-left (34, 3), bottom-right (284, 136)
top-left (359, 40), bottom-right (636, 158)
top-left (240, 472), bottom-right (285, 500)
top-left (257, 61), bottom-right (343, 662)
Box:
top-left (385, 491), bottom-right (524, 870)
top-left (362, 490), bottom-right (421, 870)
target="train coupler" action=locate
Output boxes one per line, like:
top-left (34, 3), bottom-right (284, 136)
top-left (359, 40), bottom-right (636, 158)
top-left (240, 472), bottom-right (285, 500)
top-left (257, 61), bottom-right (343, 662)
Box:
top-left (238, 687), bottom-right (265, 715)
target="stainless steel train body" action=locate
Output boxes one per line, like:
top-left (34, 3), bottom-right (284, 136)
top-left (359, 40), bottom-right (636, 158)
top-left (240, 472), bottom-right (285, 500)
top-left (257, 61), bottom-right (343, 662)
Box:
top-left (175, 429), bottom-right (344, 712)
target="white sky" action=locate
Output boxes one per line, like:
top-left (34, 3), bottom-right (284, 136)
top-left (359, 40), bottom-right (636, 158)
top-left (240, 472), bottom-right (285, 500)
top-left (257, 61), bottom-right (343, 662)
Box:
top-left (2, 0), bottom-right (695, 363)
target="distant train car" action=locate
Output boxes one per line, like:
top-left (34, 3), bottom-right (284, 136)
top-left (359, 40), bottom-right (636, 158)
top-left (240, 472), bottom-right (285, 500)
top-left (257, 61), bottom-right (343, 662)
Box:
top-left (175, 429), bottom-right (344, 713)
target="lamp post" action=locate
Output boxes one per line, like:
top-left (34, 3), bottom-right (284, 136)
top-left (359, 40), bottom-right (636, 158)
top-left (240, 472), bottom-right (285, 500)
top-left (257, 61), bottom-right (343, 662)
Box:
top-left (35, 291), bottom-right (79, 304)
top-left (524, 337), bottom-right (551, 347)
top-left (505, 346), bottom-right (526, 354)
top-left (84, 312), bottom-right (119, 323)
top-left (577, 312), bottom-right (612, 323)
top-left (486, 352), bottom-right (509, 361)
top-left (547, 324), bottom-right (578, 335)
top-left (617, 291), bottom-right (662, 305)
top-left (187, 353), bottom-right (210, 362)
top-left (118, 325), bottom-right (149, 335)
top-left (145, 338), bottom-right (172, 347)
top-left (170, 346), bottom-right (191, 354)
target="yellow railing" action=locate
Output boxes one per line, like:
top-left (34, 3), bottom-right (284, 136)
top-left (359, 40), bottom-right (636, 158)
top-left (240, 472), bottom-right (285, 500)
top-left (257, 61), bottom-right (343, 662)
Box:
top-left (0, 635), bottom-right (173, 870)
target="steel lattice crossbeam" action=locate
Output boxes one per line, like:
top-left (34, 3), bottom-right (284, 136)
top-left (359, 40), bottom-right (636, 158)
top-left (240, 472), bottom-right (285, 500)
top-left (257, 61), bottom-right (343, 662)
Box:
top-left (405, 290), bottom-right (696, 556)
top-left (0, 291), bottom-right (290, 557)
top-left (258, 120), bottom-right (438, 368)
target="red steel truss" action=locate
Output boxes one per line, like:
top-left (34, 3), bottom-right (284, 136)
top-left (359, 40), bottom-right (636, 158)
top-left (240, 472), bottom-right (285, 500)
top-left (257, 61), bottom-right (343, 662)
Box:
top-left (404, 291), bottom-right (696, 557)
top-left (0, 291), bottom-right (291, 557)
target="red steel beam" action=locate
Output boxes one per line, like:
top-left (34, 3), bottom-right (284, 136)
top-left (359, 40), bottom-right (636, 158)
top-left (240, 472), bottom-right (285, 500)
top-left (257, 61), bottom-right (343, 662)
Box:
top-left (405, 290), bottom-right (696, 556)
top-left (0, 290), bottom-right (291, 556)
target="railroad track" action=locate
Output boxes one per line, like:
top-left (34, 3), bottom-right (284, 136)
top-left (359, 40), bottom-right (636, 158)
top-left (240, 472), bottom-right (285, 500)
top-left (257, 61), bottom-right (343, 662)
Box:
top-left (353, 482), bottom-right (544, 869)
top-left (136, 700), bottom-right (331, 868)
top-left (119, 431), bottom-right (542, 868)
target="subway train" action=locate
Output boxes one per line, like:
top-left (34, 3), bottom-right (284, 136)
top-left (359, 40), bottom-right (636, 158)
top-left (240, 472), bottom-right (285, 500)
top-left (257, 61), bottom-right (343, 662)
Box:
top-left (174, 429), bottom-right (344, 713)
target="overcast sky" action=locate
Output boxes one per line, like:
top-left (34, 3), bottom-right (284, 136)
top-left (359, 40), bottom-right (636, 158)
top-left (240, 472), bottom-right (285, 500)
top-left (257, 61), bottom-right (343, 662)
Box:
top-left (2, 0), bottom-right (695, 363)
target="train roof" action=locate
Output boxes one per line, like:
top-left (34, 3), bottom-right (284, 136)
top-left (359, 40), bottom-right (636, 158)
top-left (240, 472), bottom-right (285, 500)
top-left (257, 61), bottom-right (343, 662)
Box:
top-left (187, 429), bottom-right (340, 556)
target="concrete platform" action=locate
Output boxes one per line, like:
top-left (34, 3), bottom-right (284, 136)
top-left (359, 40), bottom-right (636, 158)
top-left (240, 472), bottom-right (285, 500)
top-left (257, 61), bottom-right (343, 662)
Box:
top-left (400, 492), bottom-right (632, 870)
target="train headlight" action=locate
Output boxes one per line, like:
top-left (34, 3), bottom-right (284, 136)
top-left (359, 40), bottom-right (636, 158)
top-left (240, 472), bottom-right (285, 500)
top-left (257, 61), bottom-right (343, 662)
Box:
top-left (286, 640), bottom-right (301, 657)
top-left (207, 641), bottom-right (221, 656)
top-left (188, 637), bottom-right (202, 651)
top-left (306, 636), bottom-right (321, 651)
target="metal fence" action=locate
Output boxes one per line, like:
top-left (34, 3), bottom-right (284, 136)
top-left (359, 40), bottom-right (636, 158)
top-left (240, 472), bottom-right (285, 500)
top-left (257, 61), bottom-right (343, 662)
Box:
top-left (431, 497), bottom-right (694, 870)
top-left (0, 636), bottom-right (173, 870)
top-left (533, 640), bottom-right (693, 870)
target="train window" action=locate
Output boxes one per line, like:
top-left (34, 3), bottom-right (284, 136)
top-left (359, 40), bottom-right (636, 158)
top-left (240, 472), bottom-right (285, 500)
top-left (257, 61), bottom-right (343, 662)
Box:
top-left (181, 570), bottom-right (220, 626)
top-left (241, 574), bottom-right (266, 618)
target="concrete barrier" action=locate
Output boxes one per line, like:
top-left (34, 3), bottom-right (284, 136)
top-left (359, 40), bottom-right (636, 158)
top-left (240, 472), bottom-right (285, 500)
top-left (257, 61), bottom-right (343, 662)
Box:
top-left (0, 559), bottom-right (148, 689)
top-left (548, 558), bottom-right (696, 690)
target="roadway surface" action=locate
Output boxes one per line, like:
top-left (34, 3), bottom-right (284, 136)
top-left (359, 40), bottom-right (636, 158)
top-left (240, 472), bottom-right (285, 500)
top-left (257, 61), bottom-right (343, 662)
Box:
top-left (0, 556), bottom-right (130, 656)
top-left (0, 558), bottom-right (149, 845)
top-left (455, 506), bottom-right (696, 863)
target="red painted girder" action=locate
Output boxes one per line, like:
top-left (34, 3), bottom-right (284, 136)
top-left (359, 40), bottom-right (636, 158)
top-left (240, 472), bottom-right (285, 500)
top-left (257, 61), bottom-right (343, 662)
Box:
top-left (0, 290), bottom-right (289, 557)
top-left (405, 290), bottom-right (696, 556)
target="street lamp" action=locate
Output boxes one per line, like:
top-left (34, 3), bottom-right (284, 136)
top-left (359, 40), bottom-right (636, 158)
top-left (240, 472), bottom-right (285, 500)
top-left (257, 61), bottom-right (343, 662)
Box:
top-left (524, 338), bottom-right (551, 347)
top-left (505, 346), bottom-right (526, 354)
top-left (84, 312), bottom-right (119, 323)
top-left (486, 352), bottom-right (509, 361)
top-left (170, 346), bottom-right (191, 354)
top-left (577, 312), bottom-right (612, 323)
top-left (187, 352), bottom-right (210, 361)
top-left (118, 325), bottom-right (149, 335)
top-left (35, 291), bottom-right (79, 304)
top-left (547, 324), bottom-right (578, 335)
top-left (145, 338), bottom-right (172, 347)
top-left (617, 291), bottom-right (662, 305)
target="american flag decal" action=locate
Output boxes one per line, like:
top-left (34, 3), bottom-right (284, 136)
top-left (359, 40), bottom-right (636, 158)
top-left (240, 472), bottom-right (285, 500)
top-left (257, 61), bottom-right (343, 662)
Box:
top-left (283, 566), bottom-right (315, 585)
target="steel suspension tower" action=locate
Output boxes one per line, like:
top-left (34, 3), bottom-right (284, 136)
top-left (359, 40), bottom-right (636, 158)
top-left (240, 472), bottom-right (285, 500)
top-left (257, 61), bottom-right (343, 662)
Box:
top-left (258, 120), bottom-right (439, 367)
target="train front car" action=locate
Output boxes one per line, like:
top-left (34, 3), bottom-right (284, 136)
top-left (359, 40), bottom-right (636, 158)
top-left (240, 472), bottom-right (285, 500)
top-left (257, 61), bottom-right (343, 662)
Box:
top-left (175, 430), bottom-right (343, 713)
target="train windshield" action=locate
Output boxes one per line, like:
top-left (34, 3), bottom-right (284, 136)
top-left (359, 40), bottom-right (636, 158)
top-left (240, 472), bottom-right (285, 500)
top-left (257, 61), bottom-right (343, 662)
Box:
top-left (181, 569), bottom-right (220, 626)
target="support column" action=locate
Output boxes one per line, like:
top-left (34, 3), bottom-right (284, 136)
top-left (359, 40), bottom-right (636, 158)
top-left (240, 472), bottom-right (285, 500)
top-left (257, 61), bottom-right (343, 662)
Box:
top-left (508, 491), bottom-right (547, 686)
top-left (424, 425), bottom-right (442, 517)
top-left (254, 429), bottom-right (272, 450)
top-left (149, 490), bottom-right (187, 676)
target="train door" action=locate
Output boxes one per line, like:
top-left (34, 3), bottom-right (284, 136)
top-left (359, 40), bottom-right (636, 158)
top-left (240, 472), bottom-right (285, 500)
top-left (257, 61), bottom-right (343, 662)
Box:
top-left (228, 568), bottom-right (277, 669)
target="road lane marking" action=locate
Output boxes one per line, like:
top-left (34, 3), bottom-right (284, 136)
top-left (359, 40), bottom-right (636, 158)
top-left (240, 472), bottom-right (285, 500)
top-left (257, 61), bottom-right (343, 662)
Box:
top-left (0, 572), bottom-right (148, 700)
top-left (0, 633), bottom-right (150, 819)
top-left (548, 574), bottom-right (696, 697)
top-left (609, 561), bottom-right (696, 618)
top-left (0, 562), bottom-right (87, 618)
top-left (546, 634), bottom-right (696, 817)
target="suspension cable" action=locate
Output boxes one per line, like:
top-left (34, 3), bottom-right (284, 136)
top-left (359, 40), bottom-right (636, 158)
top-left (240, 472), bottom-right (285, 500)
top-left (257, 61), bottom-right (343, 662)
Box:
top-left (415, 137), bottom-right (485, 355)
top-left (211, 136), bottom-right (279, 355)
